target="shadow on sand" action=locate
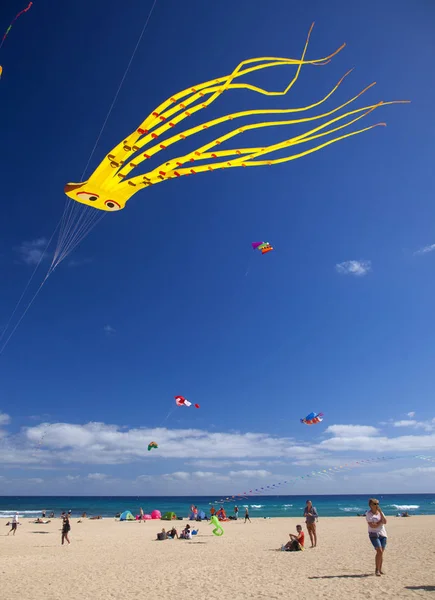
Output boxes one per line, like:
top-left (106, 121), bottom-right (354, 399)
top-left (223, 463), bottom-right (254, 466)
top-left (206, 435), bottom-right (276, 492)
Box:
top-left (308, 574), bottom-right (372, 580)
top-left (404, 586), bottom-right (435, 592)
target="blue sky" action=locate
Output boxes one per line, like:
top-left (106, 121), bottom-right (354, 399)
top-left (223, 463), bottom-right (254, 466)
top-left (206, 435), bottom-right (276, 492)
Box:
top-left (0, 0), bottom-right (434, 495)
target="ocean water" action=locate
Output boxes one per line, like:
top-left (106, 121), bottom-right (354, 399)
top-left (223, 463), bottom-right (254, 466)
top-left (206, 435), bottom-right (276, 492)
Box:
top-left (1, 494), bottom-right (434, 519)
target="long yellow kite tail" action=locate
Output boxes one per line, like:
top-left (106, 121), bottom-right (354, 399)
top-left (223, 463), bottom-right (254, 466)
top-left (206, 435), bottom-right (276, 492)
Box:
top-left (142, 122), bottom-right (386, 182)
top-left (127, 103), bottom-right (385, 184)
top-left (90, 23), bottom-right (346, 183)
top-left (121, 81), bottom-right (380, 179)
top-left (126, 100), bottom-right (406, 186)
top-left (91, 59), bottom-right (310, 185)
top-left (114, 71), bottom-right (365, 180)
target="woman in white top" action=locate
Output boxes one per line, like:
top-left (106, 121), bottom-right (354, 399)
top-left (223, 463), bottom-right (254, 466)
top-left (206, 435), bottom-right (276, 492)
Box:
top-left (366, 498), bottom-right (387, 576)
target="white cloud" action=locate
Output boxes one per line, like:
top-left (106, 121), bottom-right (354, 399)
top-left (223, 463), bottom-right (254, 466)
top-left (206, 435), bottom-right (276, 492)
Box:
top-left (16, 238), bottom-right (48, 265)
top-left (162, 471), bottom-right (191, 481)
top-left (407, 412), bottom-right (415, 418)
top-left (188, 459), bottom-right (284, 469)
top-left (87, 473), bottom-right (108, 480)
top-left (325, 425), bottom-right (380, 437)
top-left (66, 475), bottom-right (80, 481)
top-left (228, 470), bottom-right (271, 479)
top-left (19, 422), bottom-right (319, 465)
top-left (0, 412), bottom-right (11, 425)
top-left (393, 418), bottom-right (435, 432)
top-left (319, 433), bottom-right (435, 453)
top-left (104, 325), bottom-right (116, 335)
top-left (335, 260), bottom-right (371, 276)
top-left (28, 478), bottom-right (43, 484)
top-left (414, 243), bottom-right (435, 256)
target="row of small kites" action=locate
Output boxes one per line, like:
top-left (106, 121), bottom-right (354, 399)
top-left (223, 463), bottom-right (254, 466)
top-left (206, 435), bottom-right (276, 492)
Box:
top-left (210, 455), bottom-right (435, 505)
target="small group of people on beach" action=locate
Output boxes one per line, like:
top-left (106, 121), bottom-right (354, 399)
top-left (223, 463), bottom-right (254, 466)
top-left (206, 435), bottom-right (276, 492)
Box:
top-left (281, 500), bottom-right (318, 552)
top-left (157, 523), bottom-right (198, 540)
top-left (280, 497), bottom-right (388, 577)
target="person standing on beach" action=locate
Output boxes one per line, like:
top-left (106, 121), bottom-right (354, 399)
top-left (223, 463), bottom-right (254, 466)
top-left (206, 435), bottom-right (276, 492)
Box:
top-left (234, 505), bottom-right (239, 520)
top-left (244, 507), bottom-right (251, 523)
top-left (304, 500), bottom-right (318, 547)
top-left (61, 515), bottom-right (71, 545)
top-left (139, 507), bottom-right (144, 522)
top-left (366, 498), bottom-right (387, 576)
top-left (7, 513), bottom-right (19, 536)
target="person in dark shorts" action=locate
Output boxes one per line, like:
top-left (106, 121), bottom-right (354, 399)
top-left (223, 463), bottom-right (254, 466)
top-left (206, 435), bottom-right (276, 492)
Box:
top-left (61, 515), bottom-right (71, 545)
top-left (244, 507), bottom-right (251, 523)
top-left (7, 513), bottom-right (19, 536)
top-left (304, 500), bottom-right (318, 547)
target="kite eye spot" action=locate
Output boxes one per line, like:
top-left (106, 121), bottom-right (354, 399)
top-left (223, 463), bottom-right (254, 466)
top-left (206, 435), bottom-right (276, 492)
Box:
top-left (105, 200), bottom-right (121, 211)
top-left (76, 192), bottom-right (99, 202)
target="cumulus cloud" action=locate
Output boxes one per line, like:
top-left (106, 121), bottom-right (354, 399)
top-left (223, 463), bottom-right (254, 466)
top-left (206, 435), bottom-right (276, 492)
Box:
top-left (325, 425), bottom-right (380, 437)
top-left (393, 418), bottom-right (435, 432)
top-left (335, 260), bottom-right (371, 276)
top-left (18, 422), bottom-right (319, 465)
top-left (87, 473), bottom-right (108, 480)
top-left (407, 412), bottom-right (416, 418)
top-left (414, 243), bottom-right (435, 256)
top-left (0, 412), bottom-right (11, 425)
top-left (16, 238), bottom-right (48, 265)
top-left (228, 470), bottom-right (271, 478)
top-left (188, 459), bottom-right (284, 469)
top-left (319, 433), bottom-right (435, 453)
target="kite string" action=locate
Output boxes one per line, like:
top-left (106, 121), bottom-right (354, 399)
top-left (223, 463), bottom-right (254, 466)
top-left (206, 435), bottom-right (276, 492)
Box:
top-left (79, 0), bottom-right (159, 181)
top-left (51, 0), bottom-right (160, 270)
top-left (0, 0), bottom-right (159, 357)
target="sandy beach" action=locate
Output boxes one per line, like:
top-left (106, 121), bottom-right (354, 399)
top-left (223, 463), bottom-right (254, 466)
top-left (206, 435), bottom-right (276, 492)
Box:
top-left (1, 515), bottom-right (434, 599)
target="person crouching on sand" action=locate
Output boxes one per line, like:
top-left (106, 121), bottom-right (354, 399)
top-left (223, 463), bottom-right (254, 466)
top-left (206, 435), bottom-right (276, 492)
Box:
top-left (366, 498), bottom-right (387, 576)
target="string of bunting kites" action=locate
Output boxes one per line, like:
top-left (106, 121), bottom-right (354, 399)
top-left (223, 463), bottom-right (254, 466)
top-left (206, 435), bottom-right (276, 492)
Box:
top-left (0, 2), bottom-right (33, 78)
top-left (210, 455), bottom-right (435, 506)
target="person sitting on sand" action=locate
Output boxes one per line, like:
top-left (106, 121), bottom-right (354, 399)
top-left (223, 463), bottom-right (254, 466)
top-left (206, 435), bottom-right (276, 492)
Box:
top-left (34, 518), bottom-right (51, 524)
top-left (156, 528), bottom-right (167, 540)
top-left (167, 527), bottom-right (178, 539)
top-left (180, 524), bottom-right (192, 539)
top-left (81, 512), bottom-right (87, 518)
top-left (89, 515), bottom-right (102, 520)
top-left (282, 525), bottom-right (305, 551)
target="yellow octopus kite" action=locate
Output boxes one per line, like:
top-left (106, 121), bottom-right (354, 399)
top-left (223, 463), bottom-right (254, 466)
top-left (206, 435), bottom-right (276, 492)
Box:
top-left (64, 24), bottom-right (408, 212)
